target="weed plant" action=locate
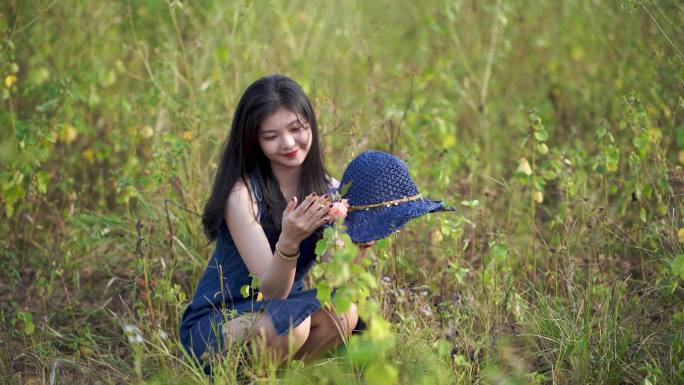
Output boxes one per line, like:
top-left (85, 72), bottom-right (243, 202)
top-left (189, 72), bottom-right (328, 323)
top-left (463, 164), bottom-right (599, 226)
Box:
top-left (1, 0), bottom-right (683, 384)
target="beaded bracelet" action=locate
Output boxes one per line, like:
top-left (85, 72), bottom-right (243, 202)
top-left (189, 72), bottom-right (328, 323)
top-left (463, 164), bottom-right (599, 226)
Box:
top-left (275, 243), bottom-right (300, 261)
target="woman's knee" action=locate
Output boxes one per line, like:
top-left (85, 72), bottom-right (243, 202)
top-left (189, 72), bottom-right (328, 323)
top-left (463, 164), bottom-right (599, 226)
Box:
top-left (224, 312), bottom-right (277, 344)
top-left (285, 316), bottom-right (312, 352)
top-left (340, 303), bottom-right (359, 337)
top-left (225, 313), bottom-right (312, 356)
top-left (317, 303), bottom-right (358, 338)
top-left (269, 316), bottom-right (311, 355)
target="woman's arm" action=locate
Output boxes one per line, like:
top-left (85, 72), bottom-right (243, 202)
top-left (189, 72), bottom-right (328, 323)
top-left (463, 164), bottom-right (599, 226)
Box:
top-left (226, 180), bottom-right (330, 299)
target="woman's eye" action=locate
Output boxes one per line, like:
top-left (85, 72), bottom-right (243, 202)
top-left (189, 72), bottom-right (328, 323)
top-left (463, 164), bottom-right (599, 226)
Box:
top-left (264, 136), bottom-right (277, 141)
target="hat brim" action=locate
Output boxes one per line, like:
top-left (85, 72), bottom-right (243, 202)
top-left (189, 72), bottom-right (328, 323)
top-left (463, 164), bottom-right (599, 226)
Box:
top-left (343, 198), bottom-right (455, 243)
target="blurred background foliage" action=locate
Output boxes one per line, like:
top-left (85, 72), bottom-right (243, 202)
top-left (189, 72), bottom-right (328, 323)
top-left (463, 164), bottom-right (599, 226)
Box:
top-left (1, 0), bottom-right (684, 384)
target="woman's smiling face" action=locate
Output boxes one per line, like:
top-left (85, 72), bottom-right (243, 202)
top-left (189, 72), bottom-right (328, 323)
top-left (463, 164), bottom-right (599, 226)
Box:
top-left (258, 108), bottom-right (312, 169)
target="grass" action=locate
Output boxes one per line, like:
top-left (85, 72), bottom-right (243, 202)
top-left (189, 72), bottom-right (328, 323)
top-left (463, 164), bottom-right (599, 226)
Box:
top-left (2, 0), bottom-right (684, 384)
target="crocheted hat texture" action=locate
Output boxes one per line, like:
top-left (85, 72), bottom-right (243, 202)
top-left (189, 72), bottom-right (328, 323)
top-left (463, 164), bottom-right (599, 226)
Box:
top-left (339, 150), bottom-right (455, 243)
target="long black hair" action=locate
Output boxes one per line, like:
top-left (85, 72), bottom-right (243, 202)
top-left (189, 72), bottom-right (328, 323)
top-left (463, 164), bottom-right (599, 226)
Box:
top-left (202, 75), bottom-right (330, 242)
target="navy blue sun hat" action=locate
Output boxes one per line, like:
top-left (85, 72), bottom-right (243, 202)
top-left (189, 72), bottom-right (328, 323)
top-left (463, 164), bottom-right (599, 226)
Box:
top-left (339, 150), bottom-right (455, 243)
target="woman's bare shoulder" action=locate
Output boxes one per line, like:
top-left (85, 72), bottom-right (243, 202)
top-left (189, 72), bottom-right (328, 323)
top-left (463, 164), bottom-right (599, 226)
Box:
top-left (226, 178), bottom-right (259, 222)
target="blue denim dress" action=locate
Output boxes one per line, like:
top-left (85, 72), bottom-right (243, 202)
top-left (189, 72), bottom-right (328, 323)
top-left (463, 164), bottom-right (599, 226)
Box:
top-left (179, 174), bottom-right (324, 362)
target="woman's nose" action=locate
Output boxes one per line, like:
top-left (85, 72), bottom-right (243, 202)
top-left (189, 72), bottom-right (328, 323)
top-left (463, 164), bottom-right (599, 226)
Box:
top-left (281, 133), bottom-right (296, 148)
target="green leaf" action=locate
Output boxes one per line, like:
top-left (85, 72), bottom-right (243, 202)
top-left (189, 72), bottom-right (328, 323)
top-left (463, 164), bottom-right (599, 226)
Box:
top-left (35, 98), bottom-right (60, 113)
top-left (453, 354), bottom-right (470, 368)
top-left (315, 238), bottom-right (328, 257)
top-left (490, 244), bottom-right (508, 264)
top-left (534, 129), bottom-right (549, 142)
top-left (376, 238), bottom-right (390, 250)
top-left (676, 127), bottom-right (684, 148)
top-left (358, 271), bottom-right (378, 289)
top-left (240, 284), bottom-right (250, 298)
top-left (316, 281), bottom-right (331, 305)
top-left (672, 255), bottom-right (684, 280)
top-left (345, 335), bottom-right (384, 365)
top-left (368, 317), bottom-right (394, 343)
top-left (17, 311), bottom-right (34, 336)
top-left (332, 287), bottom-right (352, 312)
top-left (364, 363), bottom-right (398, 385)
top-left (250, 275), bottom-right (261, 289)
top-left (36, 171), bottom-right (49, 194)
top-left (339, 181), bottom-right (352, 197)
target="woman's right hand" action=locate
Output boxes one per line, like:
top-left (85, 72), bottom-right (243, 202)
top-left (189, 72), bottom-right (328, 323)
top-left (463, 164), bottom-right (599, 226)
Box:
top-left (278, 193), bottom-right (331, 254)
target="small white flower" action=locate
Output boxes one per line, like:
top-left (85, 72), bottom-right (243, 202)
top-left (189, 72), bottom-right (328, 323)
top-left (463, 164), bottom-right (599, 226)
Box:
top-left (158, 330), bottom-right (168, 340)
top-left (123, 324), bottom-right (140, 334)
top-left (420, 305), bottom-right (433, 317)
top-left (128, 335), bottom-right (144, 344)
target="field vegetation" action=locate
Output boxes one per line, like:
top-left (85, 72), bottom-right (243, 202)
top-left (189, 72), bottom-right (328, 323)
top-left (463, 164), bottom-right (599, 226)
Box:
top-left (1, 0), bottom-right (684, 384)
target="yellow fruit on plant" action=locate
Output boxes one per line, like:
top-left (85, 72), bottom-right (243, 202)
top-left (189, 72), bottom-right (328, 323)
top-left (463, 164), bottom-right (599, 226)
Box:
top-left (432, 229), bottom-right (443, 244)
top-left (537, 143), bottom-right (549, 155)
top-left (533, 191), bottom-right (544, 203)
top-left (571, 47), bottom-right (585, 61)
top-left (82, 149), bottom-right (95, 163)
top-left (59, 125), bottom-right (78, 144)
top-left (517, 158), bottom-right (533, 176)
top-left (442, 134), bottom-right (456, 148)
top-left (182, 131), bottom-right (193, 141)
top-left (5, 74), bottom-right (17, 88)
top-left (647, 128), bottom-right (662, 144)
top-left (140, 125), bottom-right (154, 139)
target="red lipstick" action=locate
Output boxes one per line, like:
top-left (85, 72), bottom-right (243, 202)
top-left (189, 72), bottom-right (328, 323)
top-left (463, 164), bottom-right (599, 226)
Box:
top-left (283, 150), bottom-right (299, 158)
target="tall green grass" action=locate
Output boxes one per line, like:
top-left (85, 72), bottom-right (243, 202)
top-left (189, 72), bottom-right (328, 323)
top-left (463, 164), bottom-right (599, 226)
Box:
top-left (1, 0), bottom-right (683, 383)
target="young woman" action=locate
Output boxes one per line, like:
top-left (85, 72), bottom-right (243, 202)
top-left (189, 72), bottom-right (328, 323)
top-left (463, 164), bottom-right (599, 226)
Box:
top-left (179, 75), bottom-right (359, 366)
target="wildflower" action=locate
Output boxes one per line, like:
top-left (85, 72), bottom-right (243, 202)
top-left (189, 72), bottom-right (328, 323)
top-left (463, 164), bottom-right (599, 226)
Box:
top-left (128, 334), bottom-right (143, 344)
top-left (123, 324), bottom-right (140, 334)
top-left (182, 131), bottom-right (193, 141)
top-left (329, 199), bottom-right (349, 219)
top-left (420, 305), bottom-right (433, 317)
top-left (123, 323), bottom-right (144, 344)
